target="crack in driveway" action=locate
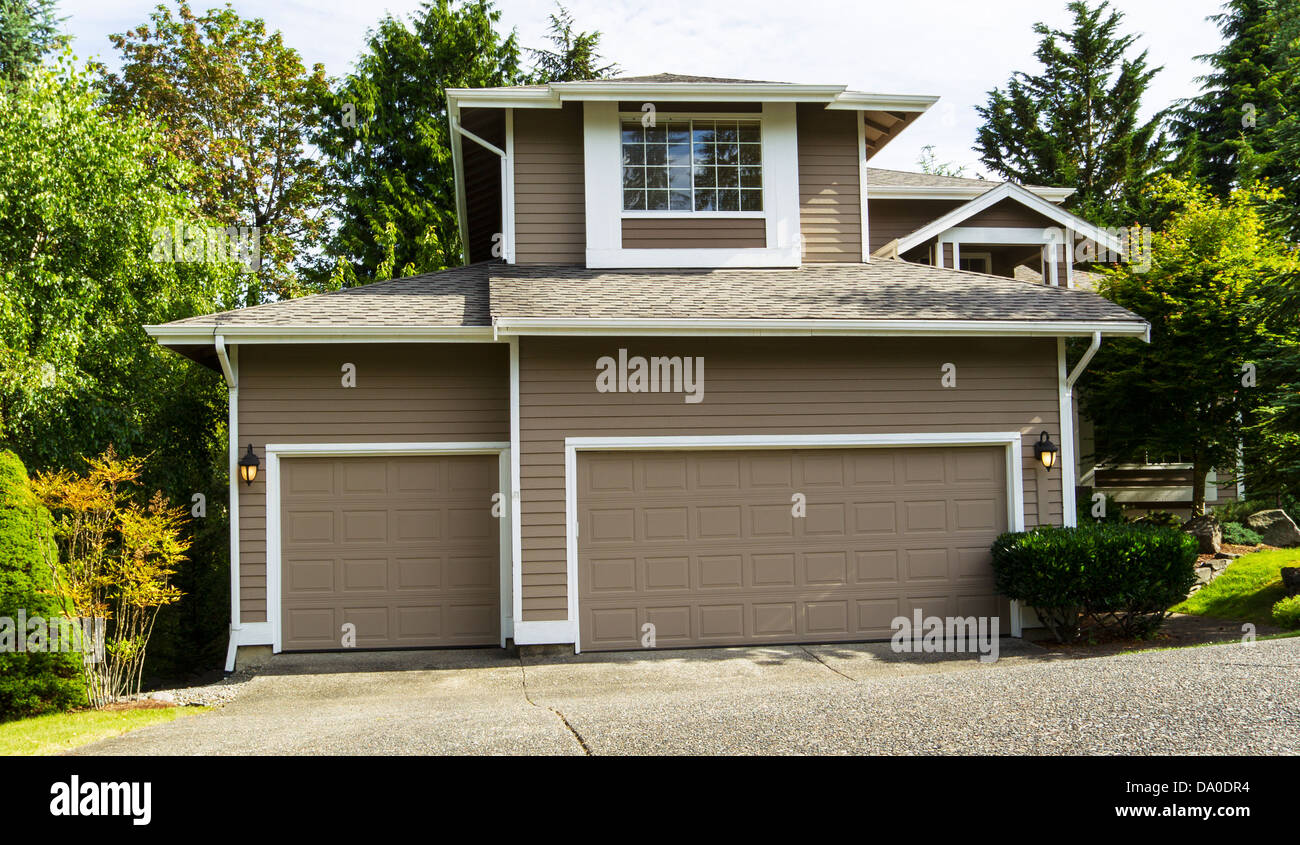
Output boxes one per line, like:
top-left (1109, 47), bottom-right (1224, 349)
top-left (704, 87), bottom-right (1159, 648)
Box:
top-left (799, 645), bottom-right (857, 682)
top-left (518, 655), bottom-right (592, 755)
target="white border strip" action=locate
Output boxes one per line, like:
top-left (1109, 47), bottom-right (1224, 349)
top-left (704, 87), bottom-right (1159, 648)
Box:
top-left (258, 441), bottom-right (511, 653)
top-left (560, 431), bottom-right (1028, 651)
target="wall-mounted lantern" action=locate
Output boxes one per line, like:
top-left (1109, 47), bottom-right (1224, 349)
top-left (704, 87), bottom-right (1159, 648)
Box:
top-left (1034, 431), bottom-right (1059, 471)
top-left (238, 444), bottom-right (260, 486)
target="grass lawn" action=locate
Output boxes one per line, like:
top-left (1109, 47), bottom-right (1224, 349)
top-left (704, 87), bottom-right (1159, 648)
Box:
top-left (1173, 548), bottom-right (1300, 627)
top-left (0, 705), bottom-right (206, 756)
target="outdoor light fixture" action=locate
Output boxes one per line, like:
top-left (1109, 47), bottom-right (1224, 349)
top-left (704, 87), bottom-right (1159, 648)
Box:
top-left (1034, 431), bottom-right (1059, 470)
top-left (238, 444), bottom-right (260, 486)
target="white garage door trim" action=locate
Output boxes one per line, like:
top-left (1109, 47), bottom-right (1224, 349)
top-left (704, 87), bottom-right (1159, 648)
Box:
top-left (561, 432), bottom-right (1028, 653)
top-left (264, 441), bottom-right (512, 653)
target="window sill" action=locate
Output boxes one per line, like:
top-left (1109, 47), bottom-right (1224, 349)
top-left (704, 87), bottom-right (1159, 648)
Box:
top-left (620, 211), bottom-right (766, 219)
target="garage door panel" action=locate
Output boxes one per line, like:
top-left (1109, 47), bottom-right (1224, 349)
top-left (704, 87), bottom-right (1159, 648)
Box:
top-left (578, 447), bottom-right (1008, 651)
top-left (281, 455), bottom-right (499, 651)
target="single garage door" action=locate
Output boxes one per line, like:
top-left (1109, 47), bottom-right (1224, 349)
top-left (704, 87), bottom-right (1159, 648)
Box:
top-left (578, 447), bottom-right (1010, 651)
top-left (281, 454), bottom-right (500, 650)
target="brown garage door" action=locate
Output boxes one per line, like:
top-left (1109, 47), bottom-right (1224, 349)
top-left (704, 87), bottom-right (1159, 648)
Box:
top-left (578, 447), bottom-right (1010, 651)
top-left (280, 454), bottom-right (500, 650)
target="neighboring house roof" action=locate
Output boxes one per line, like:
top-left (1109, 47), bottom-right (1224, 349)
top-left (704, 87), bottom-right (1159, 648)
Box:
top-left (147, 260), bottom-right (1147, 355)
top-left (878, 181), bottom-right (1122, 258)
top-left (866, 168), bottom-right (1074, 202)
top-left (1014, 264), bottom-right (1106, 291)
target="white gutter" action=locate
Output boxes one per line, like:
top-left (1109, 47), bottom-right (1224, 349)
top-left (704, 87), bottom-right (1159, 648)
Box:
top-left (145, 325), bottom-right (497, 345)
top-left (446, 83), bottom-right (938, 112)
top-left (492, 317), bottom-right (1151, 339)
top-left (220, 339), bottom-right (240, 672)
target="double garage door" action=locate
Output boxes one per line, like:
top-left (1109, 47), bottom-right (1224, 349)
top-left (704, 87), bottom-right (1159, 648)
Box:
top-left (279, 454), bottom-right (500, 651)
top-left (578, 447), bottom-right (1011, 651)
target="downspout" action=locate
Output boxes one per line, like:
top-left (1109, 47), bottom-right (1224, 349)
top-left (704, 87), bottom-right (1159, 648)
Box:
top-left (1059, 331), bottom-right (1102, 528)
top-left (215, 335), bottom-right (241, 672)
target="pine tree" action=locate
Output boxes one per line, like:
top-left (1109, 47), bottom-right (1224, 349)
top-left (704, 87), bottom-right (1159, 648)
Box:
top-left (973, 1), bottom-right (1165, 226)
top-left (1169, 0), bottom-right (1296, 201)
top-left (0, 0), bottom-right (68, 84)
top-left (528, 3), bottom-right (617, 82)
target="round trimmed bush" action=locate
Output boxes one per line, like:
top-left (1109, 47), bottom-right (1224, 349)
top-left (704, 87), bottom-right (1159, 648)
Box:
top-left (0, 450), bottom-right (83, 721)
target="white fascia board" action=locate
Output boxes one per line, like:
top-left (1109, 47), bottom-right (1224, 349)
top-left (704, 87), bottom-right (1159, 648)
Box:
top-left (493, 317), bottom-right (1150, 338)
top-left (824, 92), bottom-right (939, 111)
top-left (446, 88), bottom-right (560, 109)
top-left (448, 83), bottom-right (939, 110)
top-left (146, 325), bottom-right (499, 344)
top-left (868, 185), bottom-right (1075, 202)
top-left (894, 182), bottom-right (1120, 255)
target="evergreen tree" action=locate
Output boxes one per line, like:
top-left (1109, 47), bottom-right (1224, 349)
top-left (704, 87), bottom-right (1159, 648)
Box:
top-left (1169, 0), bottom-right (1296, 202)
top-left (0, 0), bottom-right (67, 84)
top-left (528, 3), bottom-right (617, 82)
top-left (974, 0), bottom-right (1165, 225)
top-left (315, 0), bottom-right (526, 282)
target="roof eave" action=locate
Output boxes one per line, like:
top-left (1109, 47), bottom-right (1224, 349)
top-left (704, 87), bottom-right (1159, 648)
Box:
top-left (491, 317), bottom-right (1150, 340)
top-left (446, 84), bottom-right (939, 111)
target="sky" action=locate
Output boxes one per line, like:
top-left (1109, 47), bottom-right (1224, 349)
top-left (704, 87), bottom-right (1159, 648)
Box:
top-left (59, 0), bottom-right (1229, 175)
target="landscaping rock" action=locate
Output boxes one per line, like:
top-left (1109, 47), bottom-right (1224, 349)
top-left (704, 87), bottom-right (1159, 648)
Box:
top-left (1246, 509), bottom-right (1300, 548)
top-left (1183, 514), bottom-right (1222, 555)
top-left (149, 691), bottom-right (176, 703)
top-left (1282, 567), bottom-right (1300, 598)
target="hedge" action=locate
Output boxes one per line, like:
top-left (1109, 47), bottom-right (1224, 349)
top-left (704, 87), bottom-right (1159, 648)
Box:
top-left (991, 522), bottom-right (1199, 642)
top-left (0, 451), bottom-right (83, 721)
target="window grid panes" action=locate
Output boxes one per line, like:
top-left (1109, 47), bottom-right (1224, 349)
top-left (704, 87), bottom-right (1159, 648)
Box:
top-left (622, 119), bottom-right (762, 212)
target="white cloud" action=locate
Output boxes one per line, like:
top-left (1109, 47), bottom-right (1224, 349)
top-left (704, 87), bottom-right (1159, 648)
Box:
top-left (60, 0), bottom-right (1226, 175)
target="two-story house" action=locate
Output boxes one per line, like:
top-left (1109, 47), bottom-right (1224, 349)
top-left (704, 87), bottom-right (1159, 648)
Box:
top-left (147, 74), bottom-right (1150, 668)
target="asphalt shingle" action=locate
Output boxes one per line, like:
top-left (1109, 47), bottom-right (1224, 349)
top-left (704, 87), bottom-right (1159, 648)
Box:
top-left (154, 260), bottom-right (1145, 329)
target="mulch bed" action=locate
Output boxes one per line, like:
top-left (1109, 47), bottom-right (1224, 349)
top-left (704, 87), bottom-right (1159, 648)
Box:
top-left (1023, 612), bottom-right (1288, 658)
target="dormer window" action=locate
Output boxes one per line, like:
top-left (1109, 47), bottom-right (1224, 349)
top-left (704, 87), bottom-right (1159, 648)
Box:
top-left (621, 119), bottom-right (763, 213)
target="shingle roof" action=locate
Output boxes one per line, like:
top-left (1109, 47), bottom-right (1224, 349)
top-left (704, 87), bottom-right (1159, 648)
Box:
top-left (607, 73), bottom-right (780, 84)
top-left (488, 262), bottom-right (1144, 324)
top-left (153, 260), bottom-right (1144, 330)
top-left (867, 167), bottom-right (1060, 192)
top-left (161, 263), bottom-right (494, 328)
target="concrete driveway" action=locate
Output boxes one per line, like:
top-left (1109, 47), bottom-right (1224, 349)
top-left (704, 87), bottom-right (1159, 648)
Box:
top-left (76, 637), bottom-right (1299, 755)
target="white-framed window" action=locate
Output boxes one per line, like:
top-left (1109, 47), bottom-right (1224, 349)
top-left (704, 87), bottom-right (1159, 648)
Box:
top-left (959, 252), bottom-right (992, 274)
top-left (620, 118), bottom-right (763, 213)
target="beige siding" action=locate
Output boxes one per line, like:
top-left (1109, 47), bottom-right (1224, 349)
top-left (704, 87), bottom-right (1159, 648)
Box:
top-left (964, 198), bottom-right (1056, 228)
top-left (514, 103), bottom-right (585, 264)
top-left (236, 344), bottom-right (509, 623)
top-left (621, 217), bottom-right (766, 249)
top-left (518, 337), bottom-right (1064, 621)
top-left (797, 104), bottom-right (862, 262)
top-left (867, 199), bottom-right (964, 254)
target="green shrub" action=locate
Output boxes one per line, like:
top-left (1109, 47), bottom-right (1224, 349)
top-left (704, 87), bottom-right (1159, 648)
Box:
top-left (1221, 521), bottom-right (1263, 546)
top-left (1213, 498), bottom-right (1296, 526)
top-left (0, 451), bottom-right (83, 722)
top-left (1272, 595), bottom-right (1300, 630)
top-left (991, 523), bottom-right (1199, 642)
top-left (1130, 510), bottom-right (1182, 528)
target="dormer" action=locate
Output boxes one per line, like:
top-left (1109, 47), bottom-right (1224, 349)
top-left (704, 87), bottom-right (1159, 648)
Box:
top-left (446, 74), bottom-right (937, 269)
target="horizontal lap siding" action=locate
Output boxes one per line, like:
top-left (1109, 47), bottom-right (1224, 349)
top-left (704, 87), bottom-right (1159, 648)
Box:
top-left (518, 336), bottom-right (1063, 621)
top-left (514, 103), bottom-right (585, 263)
top-left (798, 104), bottom-right (862, 262)
top-left (236, 344), bottom-right (509, 623)
top-left (621, 217), bottom-right (766, 248)
top-left (964, 198), bottom-right (1056, 228)
top-left (867, 198), bottom-right (966, 255)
